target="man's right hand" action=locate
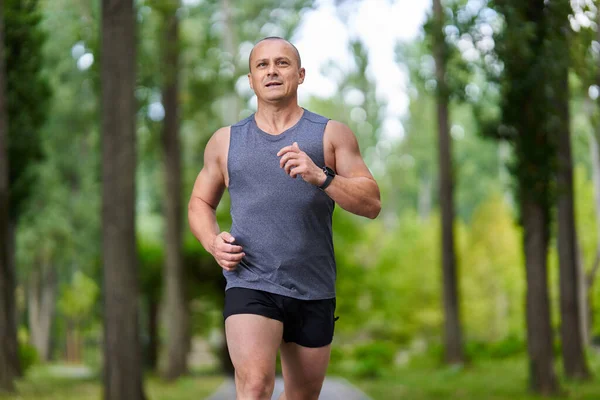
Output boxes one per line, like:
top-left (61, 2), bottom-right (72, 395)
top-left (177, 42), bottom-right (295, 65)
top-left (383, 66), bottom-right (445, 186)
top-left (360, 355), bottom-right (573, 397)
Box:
top-left (211, 232), bottom-right (245, 271)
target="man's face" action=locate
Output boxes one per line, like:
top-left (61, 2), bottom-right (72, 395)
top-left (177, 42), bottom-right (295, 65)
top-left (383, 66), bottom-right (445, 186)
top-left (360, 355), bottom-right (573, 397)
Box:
top-left (248, 40), bottom-right (305, 103)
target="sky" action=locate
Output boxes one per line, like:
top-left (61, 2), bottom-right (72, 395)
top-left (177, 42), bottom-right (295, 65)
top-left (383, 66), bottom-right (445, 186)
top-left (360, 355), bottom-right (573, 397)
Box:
top-left (292, 0), bottom-right (431, 140)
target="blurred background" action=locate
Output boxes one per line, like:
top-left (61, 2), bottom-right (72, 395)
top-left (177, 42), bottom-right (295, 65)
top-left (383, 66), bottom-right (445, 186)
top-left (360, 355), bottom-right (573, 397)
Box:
top-left (2, 0), bottom-right (600, 399)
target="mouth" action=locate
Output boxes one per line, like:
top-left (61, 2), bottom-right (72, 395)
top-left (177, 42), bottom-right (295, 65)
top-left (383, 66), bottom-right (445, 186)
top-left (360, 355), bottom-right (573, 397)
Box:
top-left (265, 82), bottom-right (283, 88)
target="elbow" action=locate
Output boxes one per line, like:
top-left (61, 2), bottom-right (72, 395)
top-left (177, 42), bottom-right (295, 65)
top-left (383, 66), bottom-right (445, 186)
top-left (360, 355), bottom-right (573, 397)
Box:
top-left (367, 199), bottom-right (381, 219)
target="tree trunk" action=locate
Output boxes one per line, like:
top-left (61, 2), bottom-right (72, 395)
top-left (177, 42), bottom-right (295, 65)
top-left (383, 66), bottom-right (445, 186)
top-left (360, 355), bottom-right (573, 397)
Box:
top-left (6, 221), bottom-right (19, 377)
top-left (432, 0), bottom-right (463, 365)
top-left (101, 0), bottom-right (146, 399)
top-left (556, 65), bottom-right (591, 379)
top-left (146, 298), bottom-right (159, 371)
top-left (28, 264), bottom-right (57, 362)
top-left (522, 198), bottom-right (559, 395)
top-left (576, 242), bottom-right (589, 346)
top-left (0, 1), bottom-right (16, 390)
top-left (161, 3), bottom-right (189, 381)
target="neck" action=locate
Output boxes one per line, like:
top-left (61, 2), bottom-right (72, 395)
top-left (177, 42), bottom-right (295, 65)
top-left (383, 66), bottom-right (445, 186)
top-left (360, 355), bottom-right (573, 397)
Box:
top-left (254, 98), bottom-right (303, 135)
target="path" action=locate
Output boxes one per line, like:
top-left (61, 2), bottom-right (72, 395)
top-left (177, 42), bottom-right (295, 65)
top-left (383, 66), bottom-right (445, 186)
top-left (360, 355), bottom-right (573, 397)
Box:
top-left (206, 376), bottom-right (371, 400)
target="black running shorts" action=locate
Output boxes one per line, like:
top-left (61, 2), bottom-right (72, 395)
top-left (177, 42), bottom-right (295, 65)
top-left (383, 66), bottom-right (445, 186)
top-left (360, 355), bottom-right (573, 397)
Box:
top-left (223, 287), bottom-right (338, 348)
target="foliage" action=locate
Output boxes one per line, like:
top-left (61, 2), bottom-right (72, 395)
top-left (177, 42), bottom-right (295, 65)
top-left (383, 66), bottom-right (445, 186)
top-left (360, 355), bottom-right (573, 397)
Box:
top-left (57, 271), bottom-right (98, 324)
top-left (18, 343), bottom-right (39, 375)
top-left (358, 352), bottom-right (600, 399)
top-left (8, 0), bottom-right (600, 388)
top-left (350, 341), bottom-right (397, 379)
top-left (5, 0), bottom-right (51, 218)
top-left (0, 364), bottom-right (223, 400)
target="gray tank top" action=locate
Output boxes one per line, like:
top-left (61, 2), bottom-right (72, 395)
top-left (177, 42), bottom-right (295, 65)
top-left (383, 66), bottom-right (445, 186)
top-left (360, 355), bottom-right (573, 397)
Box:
top-left (224, 108), bottom-right (336, 300)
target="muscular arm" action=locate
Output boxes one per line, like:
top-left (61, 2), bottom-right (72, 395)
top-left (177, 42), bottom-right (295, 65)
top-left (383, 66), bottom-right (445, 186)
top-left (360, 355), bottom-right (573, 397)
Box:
top-left (188, 127), bottom-right (245, 270)
top-left (277, 120), bottom-right (381, 219)
top-left (323, 121), bottom-right (381, 219)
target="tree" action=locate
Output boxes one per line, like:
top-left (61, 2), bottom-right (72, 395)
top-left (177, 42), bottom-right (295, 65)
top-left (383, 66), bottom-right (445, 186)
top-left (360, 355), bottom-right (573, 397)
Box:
top-left (23, 0), bottom-right (100, 363)
top-left (159, 0), bottom-right (190, 381)
top-left (569, 0), bottom-right (600, 346)
top-left (2, 0), bottom-right (52, 380)
top-left (0, 0), bottom-right (16, 391)
top-left (552, 0), bottom-right (591, 380)
top-left (101, 0), bottom-right (146, 398)
top-left (491, 0), bottom-right (560, 394)
top-left (432, 0), bottom-right (464, 365)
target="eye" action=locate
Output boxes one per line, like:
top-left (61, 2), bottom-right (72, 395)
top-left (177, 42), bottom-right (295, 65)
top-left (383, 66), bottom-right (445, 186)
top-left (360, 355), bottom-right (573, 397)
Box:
top-left (278, 60), bottom-right (289, 65)
top-left (257, 62), bottom-right (266, 67)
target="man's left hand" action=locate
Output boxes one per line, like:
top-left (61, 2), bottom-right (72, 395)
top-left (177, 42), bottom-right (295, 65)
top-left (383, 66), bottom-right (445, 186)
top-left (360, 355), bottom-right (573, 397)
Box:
top-left (277, 142), bottom-right (326, 187)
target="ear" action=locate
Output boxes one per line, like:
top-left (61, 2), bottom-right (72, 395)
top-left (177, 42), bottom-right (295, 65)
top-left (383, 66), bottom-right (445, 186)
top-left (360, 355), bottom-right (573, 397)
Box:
top-left (248, 72), bottom-right (254, 91)
top-left (298, 68), bottom-right (305, 85)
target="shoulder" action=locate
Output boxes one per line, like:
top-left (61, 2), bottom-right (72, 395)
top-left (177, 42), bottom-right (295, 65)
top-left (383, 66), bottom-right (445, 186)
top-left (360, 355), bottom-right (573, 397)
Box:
top-left (301, 109), bottom-right (330, 126)
top-left (231, 114), bottom-right (254, 129)
top-left (208, 126), bottom-right (231, 147)
top-left (204, 126), bottom-right (231, 162)
top-left (324, 120), bottom-right (357, 145)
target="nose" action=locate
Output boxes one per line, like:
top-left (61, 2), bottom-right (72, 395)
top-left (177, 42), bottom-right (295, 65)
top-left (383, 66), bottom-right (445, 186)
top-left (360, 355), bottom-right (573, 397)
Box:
top-left (267, 63), bottom-right (277, 76)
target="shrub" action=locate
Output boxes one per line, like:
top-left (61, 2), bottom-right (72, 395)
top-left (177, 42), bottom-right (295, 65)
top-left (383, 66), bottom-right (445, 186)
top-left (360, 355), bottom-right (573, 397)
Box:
top-left (350, 341), bottom-right (396, 379)
top-left (19, 342), bottom-right (39, 374)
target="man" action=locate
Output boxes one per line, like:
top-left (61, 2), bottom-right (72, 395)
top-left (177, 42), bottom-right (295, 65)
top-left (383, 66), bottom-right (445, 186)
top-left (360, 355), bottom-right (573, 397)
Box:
top-left (188, 37), bottom-right (380, 400)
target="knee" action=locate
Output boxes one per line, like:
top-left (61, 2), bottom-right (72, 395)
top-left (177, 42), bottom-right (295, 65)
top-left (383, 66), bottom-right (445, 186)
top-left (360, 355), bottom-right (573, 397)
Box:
top-left (235, 369), bottom-right (275, 400)
top-left (285, 381), bottom-right (323, 400)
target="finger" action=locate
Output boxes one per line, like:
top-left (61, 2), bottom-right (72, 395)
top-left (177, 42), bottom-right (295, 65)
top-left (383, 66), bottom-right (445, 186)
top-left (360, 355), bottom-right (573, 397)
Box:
top-left (293, 142), bottom-right (300, 151)
top-left (221, 264), bottom-right (237, 271)
top-left (290, 165), bottom-right (305, 178)
top-left (221, 252), bottom-right (245, 262)
top-left (220, 232), bottom-right (235, 244)
top-left (222, 244), bottom-right (243, 253)
top-left (277, 145), bottom-right (293, 157)
top-left (223, 260), bottom-right (241, 269)
top-left (284, 160), bottom-right (300, 175)
top-left (279, 152), bottom-right (298, 168)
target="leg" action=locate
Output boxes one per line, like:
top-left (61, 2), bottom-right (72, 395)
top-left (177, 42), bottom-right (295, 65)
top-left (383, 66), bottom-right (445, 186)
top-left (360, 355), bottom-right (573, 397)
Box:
top-left (278, 342), bottom-right (331, 400)
top-left (226, 314), bottom-right (283, 400)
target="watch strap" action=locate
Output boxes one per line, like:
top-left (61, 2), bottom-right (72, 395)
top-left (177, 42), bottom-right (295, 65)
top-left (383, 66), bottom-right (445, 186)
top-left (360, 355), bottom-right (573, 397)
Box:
top-left (319, 166), bottom-right (335, 190)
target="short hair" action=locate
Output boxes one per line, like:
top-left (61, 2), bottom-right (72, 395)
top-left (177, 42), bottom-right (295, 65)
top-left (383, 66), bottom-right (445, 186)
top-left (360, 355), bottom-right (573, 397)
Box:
top-left (248, 37), bottom-right (302, 71)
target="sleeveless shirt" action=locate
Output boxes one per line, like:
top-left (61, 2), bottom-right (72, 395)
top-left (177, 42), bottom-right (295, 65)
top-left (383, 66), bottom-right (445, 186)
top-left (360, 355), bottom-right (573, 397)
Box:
top-left (224, 108), bottom-right (336, 300)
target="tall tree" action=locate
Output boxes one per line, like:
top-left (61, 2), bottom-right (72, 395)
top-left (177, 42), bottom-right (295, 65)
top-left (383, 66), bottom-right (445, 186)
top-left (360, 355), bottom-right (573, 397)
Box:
top-left (492, 0), bottom-right (559, 394)
top-left (432, 0), bottom-right (464, 365)
top-left (101, 0), bottom-right (146, 399)
top-left (159, 0), bottom-right (190, 380)
top-left (0, 0), bottom-right (16, 391)
top-left (3, 0), bottom-right (51, 379)
top-left (552, 0), bottom-right (591, 380)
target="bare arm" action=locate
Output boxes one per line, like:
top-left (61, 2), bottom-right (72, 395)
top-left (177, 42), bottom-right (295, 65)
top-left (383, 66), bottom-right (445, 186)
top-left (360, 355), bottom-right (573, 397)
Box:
top-left (188, 127), bottom-right (245, 271)
top-left (277, 120), bottom-right (381, 219)
top-left (321, 121), bottom-right (381, 218)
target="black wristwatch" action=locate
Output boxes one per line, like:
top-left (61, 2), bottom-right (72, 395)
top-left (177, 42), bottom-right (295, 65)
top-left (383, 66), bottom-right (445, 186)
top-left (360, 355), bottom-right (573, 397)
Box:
top-left (319, 166), bottom-right (336, 190)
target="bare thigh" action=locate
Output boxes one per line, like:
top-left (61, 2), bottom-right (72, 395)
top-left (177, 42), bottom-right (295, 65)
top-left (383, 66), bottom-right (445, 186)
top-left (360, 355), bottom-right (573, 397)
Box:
top-left (278, 341), bottom-right (331, 400)
top-left (226, 314), bottom-right (284, 398)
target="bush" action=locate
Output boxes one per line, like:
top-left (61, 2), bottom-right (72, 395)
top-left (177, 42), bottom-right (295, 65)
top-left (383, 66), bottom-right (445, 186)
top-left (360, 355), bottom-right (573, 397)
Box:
top-left (350, 341), bottom-right (396, 379)
top-left (19, 342), bottom-right (39, 374)
top-left (465, 336), bottom-right (526, 360)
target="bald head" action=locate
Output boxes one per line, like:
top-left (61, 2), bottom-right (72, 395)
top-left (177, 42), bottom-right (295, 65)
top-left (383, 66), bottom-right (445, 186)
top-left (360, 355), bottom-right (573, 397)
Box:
top-left (248, 37), bottom-right (302, 72)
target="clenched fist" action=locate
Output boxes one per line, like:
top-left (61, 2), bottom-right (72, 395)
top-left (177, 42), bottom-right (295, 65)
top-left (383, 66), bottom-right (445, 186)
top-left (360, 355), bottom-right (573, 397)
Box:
top-left (277, 142), bottom-right (326, 186)
top-left (211, 232), bottom-right (245, 271)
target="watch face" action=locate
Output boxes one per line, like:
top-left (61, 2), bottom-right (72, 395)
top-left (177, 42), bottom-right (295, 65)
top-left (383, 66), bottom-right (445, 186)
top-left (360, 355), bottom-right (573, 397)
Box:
top-left (324, 166), bottom-right (335, 177)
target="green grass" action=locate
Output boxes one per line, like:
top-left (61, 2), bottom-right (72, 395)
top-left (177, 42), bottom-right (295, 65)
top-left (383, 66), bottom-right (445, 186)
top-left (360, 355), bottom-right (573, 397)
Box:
top-left (0, 365), bottom-right (224, 400)
top-left (3, 354), bottom-right (600, 399)
top-left (356, 354), bottom-right (600, 399)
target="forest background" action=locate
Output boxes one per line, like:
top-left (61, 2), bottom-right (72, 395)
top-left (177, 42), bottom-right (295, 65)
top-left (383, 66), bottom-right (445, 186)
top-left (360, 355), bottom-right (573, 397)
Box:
top-left (3, 0), bottom-right (600, 399)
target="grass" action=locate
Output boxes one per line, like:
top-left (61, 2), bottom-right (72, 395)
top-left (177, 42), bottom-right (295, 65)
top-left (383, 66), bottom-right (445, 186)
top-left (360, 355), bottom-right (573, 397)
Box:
top-left (356, 353), bottom-right (600, 399)
top-left (2, 353), bottom-right (600, 399)
top-left (0, 364), bottom-right (224, 400)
